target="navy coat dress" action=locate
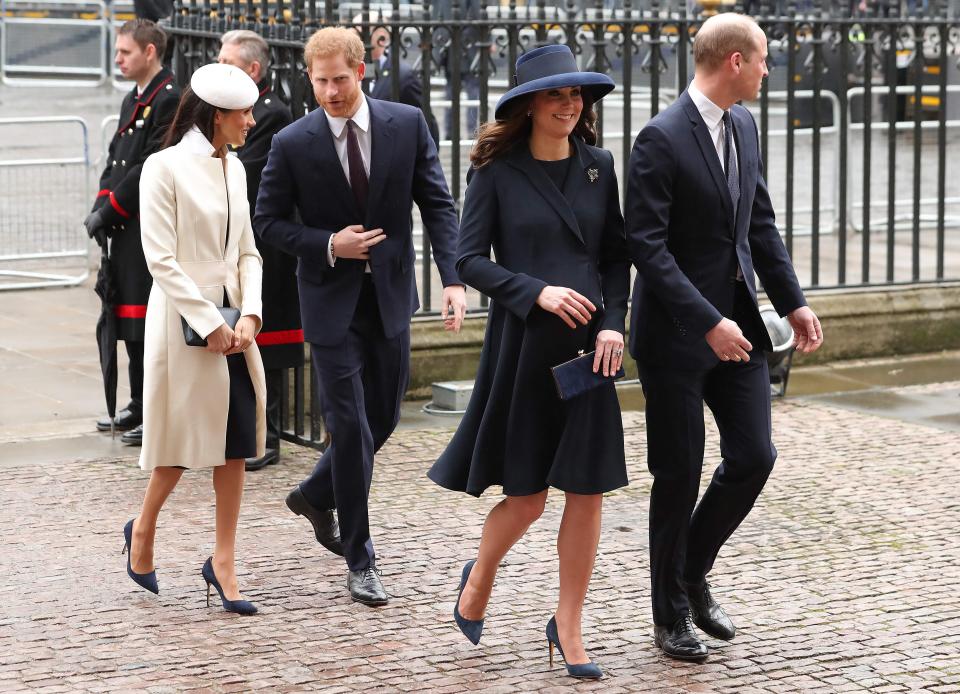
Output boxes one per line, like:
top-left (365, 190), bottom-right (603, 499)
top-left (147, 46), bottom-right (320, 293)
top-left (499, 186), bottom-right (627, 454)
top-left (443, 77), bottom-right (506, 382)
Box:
top-left (428, 137), bottom-right (630, 497)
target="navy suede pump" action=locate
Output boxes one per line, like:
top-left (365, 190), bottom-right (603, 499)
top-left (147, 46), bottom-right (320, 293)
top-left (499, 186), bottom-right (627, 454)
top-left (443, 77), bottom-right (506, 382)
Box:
top-left (545, 616), bottom-right (603, 680)
top-left (453, 560), bottom-right (484, 645)
top-left (122, 518), bottom-right (159, 594)
top-left (202, 557), bottom-right (257, 615)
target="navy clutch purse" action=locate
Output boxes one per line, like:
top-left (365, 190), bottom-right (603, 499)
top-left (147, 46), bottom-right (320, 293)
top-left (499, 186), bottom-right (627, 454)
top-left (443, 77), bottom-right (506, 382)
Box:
top-left (181, 307), bottom-right (240, 347)
top-left (550, 350), bottom-right (625, 401)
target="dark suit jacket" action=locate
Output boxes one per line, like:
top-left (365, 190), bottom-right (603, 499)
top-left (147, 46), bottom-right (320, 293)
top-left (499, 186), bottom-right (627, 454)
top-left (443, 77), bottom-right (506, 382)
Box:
top-left (236, 84), bottom-right (302, 369)
top-left (457, 138), bottom-right (630, 335)
top-left (253, 97), bottom-right (460, 347)
top-left (370, 60), bottom-right (440, 148)
top-left (626, 90), bottom-right (806, 369)
top-left (238, 84), bottom-right (293, 217)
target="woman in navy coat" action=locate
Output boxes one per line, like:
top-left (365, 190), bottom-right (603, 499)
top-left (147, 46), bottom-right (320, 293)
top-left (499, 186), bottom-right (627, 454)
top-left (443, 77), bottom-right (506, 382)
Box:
top-left (428, 45), bottom-right (630, 679)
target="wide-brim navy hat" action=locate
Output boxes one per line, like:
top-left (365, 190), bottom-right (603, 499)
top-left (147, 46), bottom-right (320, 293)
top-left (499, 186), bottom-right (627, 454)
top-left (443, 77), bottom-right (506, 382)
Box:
top-left (495, 44), bottom-right (615, 120)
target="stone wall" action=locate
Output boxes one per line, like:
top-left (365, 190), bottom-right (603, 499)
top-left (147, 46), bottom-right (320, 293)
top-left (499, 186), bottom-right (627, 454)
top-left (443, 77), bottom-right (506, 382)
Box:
top-left (405, 283), bottom-right (960, 398)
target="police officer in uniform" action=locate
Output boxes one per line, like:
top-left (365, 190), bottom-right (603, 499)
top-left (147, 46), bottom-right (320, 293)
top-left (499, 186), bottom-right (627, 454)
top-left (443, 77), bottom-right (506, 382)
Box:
top-left (85, 19), bottom-right (179, 445)
top-left (219, 30), bottom-right (301, 471)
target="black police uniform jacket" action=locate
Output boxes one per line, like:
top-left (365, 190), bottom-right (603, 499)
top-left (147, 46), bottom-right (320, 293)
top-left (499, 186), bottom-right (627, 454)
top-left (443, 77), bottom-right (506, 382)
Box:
top-left (92, 67), bottom-right (179, 341)
top-left (236, 82), bottom-right (303, 370)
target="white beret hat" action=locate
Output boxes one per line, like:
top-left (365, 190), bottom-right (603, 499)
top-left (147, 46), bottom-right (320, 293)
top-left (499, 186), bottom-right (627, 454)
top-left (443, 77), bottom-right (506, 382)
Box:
top-left (190, 63), bottom-right (259, 110)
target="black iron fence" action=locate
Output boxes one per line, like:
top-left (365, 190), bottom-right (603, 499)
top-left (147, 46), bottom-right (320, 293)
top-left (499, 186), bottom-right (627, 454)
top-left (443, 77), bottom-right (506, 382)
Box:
top-left (164, 1), bottom-right (960, 446)
top-left (167, 0), bottom-right (960, 298)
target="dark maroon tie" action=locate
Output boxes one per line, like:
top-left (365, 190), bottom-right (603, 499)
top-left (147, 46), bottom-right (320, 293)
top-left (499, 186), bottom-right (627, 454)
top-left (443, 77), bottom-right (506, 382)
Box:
top-left (346, 120), bottom-right (368, 218)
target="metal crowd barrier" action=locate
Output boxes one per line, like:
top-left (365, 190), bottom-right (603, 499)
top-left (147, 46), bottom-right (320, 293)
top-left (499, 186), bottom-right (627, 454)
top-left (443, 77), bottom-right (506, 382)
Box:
top-left (0, 116), bottom-right (92, 290)
top-left (0, 0), bottom-right (109, 85)
top-left (97, 115), bottom-right (120, 171)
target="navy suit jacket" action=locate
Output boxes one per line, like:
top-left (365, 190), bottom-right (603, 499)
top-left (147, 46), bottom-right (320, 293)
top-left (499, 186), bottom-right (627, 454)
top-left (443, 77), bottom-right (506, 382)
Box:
top-left (457, 138), bottom-right (630, 335)
top-left (254, 97), bottom-right (460, 346)
top-left (626, 90), bottom-right (807, 369)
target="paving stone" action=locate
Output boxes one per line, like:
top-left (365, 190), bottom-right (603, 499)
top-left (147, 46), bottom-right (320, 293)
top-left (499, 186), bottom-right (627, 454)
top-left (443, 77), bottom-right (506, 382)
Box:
top-left (1, 382), bottom-right (958, 691)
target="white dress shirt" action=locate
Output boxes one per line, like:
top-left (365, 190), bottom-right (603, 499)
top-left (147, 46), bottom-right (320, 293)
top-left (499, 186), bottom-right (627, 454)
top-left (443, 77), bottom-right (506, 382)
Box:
top-left (688, 82), bottom-right (735, 174)
top-left (324, 95), bottom-right (372, 268)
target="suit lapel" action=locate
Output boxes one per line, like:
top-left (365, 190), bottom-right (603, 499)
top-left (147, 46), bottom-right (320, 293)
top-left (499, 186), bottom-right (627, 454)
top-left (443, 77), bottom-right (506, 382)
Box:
top-left (366, 100), bottom-right (396, 225)
top-left (562, 138), bottom-right (597, 220)
top-left (305, 110), bottom-right (360, 219)
top-left (681, 92), bottom-right (734, 229)
top-left (507, 144), bottom-right (585, 246)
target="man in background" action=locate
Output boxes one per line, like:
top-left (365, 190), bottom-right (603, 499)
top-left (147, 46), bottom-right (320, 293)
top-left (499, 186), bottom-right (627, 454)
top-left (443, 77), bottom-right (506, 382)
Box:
top-left (431, 0), bottom-right (481, 139)
top-left (218, 29), bottom-right (300, 472)
top-left (358, 16), bottom-right (440, 148)
top-left (85, 19), bottom-right (179, 446)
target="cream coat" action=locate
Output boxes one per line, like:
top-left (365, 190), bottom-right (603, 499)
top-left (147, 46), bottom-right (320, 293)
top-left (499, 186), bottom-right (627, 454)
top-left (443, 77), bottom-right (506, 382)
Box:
top-left (138, 127), bottom-right (266, 470)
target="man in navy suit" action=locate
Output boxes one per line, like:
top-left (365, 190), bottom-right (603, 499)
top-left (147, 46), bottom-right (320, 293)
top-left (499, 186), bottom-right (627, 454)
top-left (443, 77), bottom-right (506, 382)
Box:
top-left (255, 27), bottom-right (466, 606)
top-left (626, 14), bottom-right (823, 661)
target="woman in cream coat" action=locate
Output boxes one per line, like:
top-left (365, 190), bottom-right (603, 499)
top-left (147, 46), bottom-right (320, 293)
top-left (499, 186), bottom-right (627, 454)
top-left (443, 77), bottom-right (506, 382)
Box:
top-left (122, 63), bottom-right (266, 615)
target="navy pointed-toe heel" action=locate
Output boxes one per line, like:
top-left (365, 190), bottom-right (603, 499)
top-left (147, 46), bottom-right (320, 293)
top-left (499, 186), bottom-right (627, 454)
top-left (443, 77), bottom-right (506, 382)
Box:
top-left (122, 518), bottom-right (159, 594)
top-left (453, 560), bottom-right (484, 645)
top-left (202, 557), bottom-right (257, 615)
top-left (546, 616), bottom-right (603, 680)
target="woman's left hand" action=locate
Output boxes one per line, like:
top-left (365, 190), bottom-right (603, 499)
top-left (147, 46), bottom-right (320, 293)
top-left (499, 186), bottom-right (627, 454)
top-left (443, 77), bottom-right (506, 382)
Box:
top-left (226, 316), bottom-right (257, 355)
top-left (593, 330), bottom-right (625, 377)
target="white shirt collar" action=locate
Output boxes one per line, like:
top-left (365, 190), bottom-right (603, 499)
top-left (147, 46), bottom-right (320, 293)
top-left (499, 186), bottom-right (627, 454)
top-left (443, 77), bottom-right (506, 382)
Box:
top-left (324, 94), bottom-right (370, 139)
top-left (180, 126), bottom-right (217, 157)
top-left (688, 82), bottom-right (726, 132)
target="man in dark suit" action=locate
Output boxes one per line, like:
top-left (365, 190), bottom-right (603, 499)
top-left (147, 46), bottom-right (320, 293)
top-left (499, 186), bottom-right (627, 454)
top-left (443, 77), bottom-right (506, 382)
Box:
top-left (626, 13), bottom-right (823, 662)
top-left (254, 27), bottom-right (466, 606)
top-left (359, 18), bottom-right (440, 148)
top-left (219, 29), bottom-right (300, 472)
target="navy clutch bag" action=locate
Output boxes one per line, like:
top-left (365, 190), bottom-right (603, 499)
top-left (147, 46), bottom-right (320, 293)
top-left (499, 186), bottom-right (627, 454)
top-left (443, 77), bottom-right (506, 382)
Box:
top-left (181, 307), bottom-right (240, 347)
top-left (550, 350), bottom-right (625, 401)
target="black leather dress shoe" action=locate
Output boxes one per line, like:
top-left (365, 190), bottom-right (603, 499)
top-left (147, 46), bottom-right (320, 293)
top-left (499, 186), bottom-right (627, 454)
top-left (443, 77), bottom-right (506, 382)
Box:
top-left (347, 564), bottom-right (387, 606)
top-left (96, 408), bottom-right (141, 432)
top-left (285, 486), bottom-right (344, 556)
top-left (654, 616), bottom-right (709, 662)
top-left (686, 581), bottom-right (736, 641)
top-left (121, 424), bottom-right (143, 446)
top-left (245, 448), bottom-right (279, 472)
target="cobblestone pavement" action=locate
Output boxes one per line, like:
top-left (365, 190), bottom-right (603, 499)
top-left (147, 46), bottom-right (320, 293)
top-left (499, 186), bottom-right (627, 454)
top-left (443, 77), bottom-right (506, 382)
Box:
top-left (2, 383), bottom-right (959, 693)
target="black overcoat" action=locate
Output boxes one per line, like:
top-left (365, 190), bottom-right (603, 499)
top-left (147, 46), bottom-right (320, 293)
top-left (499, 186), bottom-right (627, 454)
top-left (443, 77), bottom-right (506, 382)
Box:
top-left (428, 138), bottom-right (631, 497)
top-left (92, 68), bottom-right (179, 341)
top-left (236, 82), bottom-right (303, 370)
